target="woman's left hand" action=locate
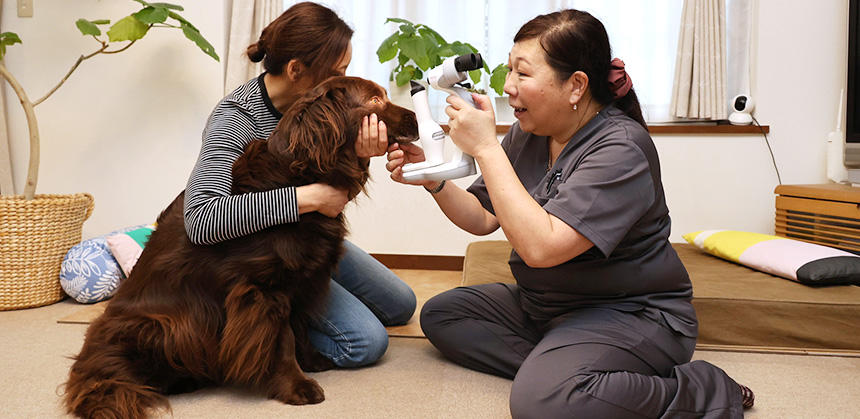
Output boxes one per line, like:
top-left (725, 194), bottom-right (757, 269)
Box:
top-left (444, 93), bottom-right (497, 157)
top-left (356, 113), bottom-right (388, 158)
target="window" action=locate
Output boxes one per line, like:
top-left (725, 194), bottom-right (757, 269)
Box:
top-left (286, 0), bottom-right (683, 122)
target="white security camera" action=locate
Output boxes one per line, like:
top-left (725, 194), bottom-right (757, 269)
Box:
top-left (728, 94), bottom-right (754, 125)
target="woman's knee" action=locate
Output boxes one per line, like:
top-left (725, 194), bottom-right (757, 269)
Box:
top-left (418, 288), bottom-right (467, 338)
top-left (332, 320), bottom-right (389, 368)
top-left (383, 279), bottom-right (417, 326)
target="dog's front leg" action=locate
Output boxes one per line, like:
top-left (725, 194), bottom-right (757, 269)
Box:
top-left (219, 283), bottom-right (324, 405)
top-left (266, 316), bottom-right (326, 405)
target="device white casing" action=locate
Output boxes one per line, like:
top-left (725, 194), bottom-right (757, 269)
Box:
top-left (728, 94), bottom-right (754, 126)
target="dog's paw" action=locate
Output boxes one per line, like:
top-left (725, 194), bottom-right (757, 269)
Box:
top-left (270, 378), bottom-right (325, 405)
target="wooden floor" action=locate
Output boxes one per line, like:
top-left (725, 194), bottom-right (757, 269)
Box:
top-left (386, 269), bottom-right (462, 337)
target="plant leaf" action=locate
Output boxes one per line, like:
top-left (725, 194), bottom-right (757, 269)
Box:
top-left (490, 64), bottom-right (510, 96)
top-left (395, 65), bottom-right (416, 86)
top-left (417, 26), bottom-right (447, 45)
top-left (399, 24), bottom-right (415, 36)
top-left (463, 42), bottom-right (480, 53)
top-left (385, 17), bottom-right (413, 25)
top-left (148, 2), bottom-right (183, 11)
top-left (376, 33), bottom-right (398, 63)
top-left (181, 22), bottom-right (219, 62)
top-left (469, 69), bottom-right (482, 85)
top-left (134, 7), bottom-right (169, 25)
top-left (75, 19), bottom-right (102, 36)
top-left (449, 41), bottom-right (476, 57)
top-left (0, 32), bottom-right (22, 60)
top-left (1, 32), bottom-right (23, 45)
top-left (437, 44), bottom-right (454, 58)
top-left (90, 19), bottom-right (111, 25)
top-left (397, 53), bottom-right (409, 66)
top-left (107, 15), bottom-right (150, 42)
top-left (399, 36), bottom-right (430, 70)
top-left (167, 11), bottom-right (197, 31)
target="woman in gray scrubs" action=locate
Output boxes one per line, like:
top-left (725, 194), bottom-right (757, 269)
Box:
top-left (386, 9), bottom-right (754, 419)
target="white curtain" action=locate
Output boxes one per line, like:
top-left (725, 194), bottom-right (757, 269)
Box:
top-left (670, 0), bottom-right (728, 120)
top-left (726, 0), bottom-right (753, 102)
top-left (223, 0), bottom-right (284, 94)
top-left (298, 0), bottom-right (683, 123)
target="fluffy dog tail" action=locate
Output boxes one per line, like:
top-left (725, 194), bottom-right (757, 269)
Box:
top-left (64, 348), bottom-right (169, 419)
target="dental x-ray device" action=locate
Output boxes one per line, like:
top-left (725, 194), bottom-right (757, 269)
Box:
top-left (402, 53), bottom-right (484, 182)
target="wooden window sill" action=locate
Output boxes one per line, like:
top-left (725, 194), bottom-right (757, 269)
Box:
top-left (441, 123), bottom-right (769, 135)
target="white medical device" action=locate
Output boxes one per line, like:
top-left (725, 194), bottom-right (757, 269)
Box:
top-left (401, 53), bottom-right (484, 182)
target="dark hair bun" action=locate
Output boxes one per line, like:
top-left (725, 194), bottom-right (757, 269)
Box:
top-left (247, 41), bottom-right (266, 63)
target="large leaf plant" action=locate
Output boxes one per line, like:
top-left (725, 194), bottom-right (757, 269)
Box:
top-left (0, 0), bottom-right (218, 200)
top-left (376, 18), bottom-right (509, 96)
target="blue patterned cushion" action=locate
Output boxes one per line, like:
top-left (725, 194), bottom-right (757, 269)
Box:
top-left (60, 224), bottom-right (147, 303)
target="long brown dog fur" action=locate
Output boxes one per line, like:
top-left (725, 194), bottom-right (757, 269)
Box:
top-left (63, 76), bottom-right (418, 419)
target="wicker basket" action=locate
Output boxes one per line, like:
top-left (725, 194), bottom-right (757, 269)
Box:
top-left (0, 193), bottom-right (94, 310)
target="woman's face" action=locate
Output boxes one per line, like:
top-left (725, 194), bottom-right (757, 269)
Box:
top-left (332, 42), bottom-right (353, 77)
top-left (504, 38), bottom-right (573, 138)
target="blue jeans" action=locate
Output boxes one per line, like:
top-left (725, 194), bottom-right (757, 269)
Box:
top-left (306, 240), bottom-right (416, 368)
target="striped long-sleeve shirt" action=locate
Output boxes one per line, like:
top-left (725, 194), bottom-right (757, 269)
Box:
top-left (184, 74), bottom-right (299, 245)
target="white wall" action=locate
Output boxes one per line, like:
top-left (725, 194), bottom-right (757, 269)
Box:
top-left (655, 0), bottom-right (848, 245)
top-left (1, 0), bottom-right (224, 239)
top-left (2, 0), bottom-right (849, 256)
top-left (349, 0), bottom-right (850, 255)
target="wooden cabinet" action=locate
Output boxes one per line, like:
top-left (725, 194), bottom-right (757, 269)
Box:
top-left (774, 184), bottom-right (860, 253)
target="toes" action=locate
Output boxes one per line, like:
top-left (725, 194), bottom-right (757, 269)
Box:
top-left (270, 378), bottom-right (325, 405)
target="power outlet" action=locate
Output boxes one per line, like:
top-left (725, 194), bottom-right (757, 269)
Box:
top-left (18, 0), bottom-right (34, 18)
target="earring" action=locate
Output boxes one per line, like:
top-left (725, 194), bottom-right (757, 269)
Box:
top-left (573, 104), bottom-right (578, 111)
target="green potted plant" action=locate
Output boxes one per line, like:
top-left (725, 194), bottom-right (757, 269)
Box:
top-left (376, 18), bottom-right (510, 94)
top-left (376, 17), bottom-right (510, 118)
top-left (376, 17), bottom-right (483, 88)
top-left (0, 0), bottom-right (218, 310)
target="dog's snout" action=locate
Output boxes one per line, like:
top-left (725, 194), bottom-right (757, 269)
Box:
top-left (381, 105), bottom-right (419, 145)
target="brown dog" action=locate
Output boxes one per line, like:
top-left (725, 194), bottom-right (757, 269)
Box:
top-left (64, 76), bottom-right (418, 418)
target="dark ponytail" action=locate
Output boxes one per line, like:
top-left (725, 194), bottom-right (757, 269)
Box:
top-left (246, 2), bottom-right (353, 83)
top-left (514, 10), bottom-right (646, 129)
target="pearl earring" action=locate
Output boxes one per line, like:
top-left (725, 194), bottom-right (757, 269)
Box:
top-left (573, 104), bottom-right (578, 111)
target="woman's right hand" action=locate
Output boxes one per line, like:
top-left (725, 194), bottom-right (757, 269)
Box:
top-left (385, 142), bottom-right (434, 187)
top-left (296, 183), bottom-right (349, 217)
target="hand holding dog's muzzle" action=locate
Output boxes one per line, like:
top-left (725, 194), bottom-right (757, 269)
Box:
top-left (357, 113), bottom-right (388, 158)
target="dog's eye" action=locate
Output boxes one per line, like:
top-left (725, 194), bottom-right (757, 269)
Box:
top-left (369, 97), bottom-right (382, 105)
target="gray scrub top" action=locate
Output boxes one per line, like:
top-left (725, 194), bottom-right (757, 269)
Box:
top-left (467, 105), bottom-right (697, 338)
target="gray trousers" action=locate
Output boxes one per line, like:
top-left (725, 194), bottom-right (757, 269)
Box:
top-left (420, 283), bottom-right (744, 419)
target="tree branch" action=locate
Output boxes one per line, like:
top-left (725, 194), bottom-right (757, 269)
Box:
top-left (0, 63), bottom-right (40, 199)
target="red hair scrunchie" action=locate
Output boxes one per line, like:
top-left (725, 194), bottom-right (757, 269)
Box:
top-left (608, 58), bottom-right (633, 99)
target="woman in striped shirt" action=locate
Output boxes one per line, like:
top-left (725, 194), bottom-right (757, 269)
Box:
top-left (184, 2), bottom-right (416, 368)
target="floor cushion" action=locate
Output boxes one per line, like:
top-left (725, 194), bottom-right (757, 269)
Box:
top-left (462, 240), bottom-right (860, 353)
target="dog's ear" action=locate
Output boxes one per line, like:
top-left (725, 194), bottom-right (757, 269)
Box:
top-left (270, 83), bottom-right (357, 174)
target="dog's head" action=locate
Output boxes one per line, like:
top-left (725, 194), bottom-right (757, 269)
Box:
top-left (268, 76), bottom-right (418, 198)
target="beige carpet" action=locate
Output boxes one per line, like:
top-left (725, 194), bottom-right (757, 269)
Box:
top-left (56, 269), bottom-right (463, 339)
top-left (4, 270), bottom-right (858, 418)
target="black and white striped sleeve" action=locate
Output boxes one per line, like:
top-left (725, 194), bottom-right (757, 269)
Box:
top-left (183, 102), bottom-right (299, 245)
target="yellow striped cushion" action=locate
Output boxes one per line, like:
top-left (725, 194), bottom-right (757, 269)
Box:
top-left (682, 230), bottom-right (860, 285)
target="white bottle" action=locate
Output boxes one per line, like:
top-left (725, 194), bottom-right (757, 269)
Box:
top-left (826, 89), bottom-right (848, 184)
